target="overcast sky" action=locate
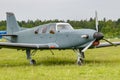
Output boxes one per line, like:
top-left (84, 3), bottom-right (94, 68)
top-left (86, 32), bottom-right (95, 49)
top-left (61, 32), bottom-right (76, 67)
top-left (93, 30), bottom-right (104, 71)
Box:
top-left (0, 0), bottom-right (120, 21)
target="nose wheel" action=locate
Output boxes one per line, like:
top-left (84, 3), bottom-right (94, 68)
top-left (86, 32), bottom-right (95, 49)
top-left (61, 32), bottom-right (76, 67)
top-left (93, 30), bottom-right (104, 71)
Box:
top-left (30, 59), bottom-right (36, 65)
top-left (77, 58), bottom-right (84, 65)
top-left (74, 49), bottom-right (85, 65)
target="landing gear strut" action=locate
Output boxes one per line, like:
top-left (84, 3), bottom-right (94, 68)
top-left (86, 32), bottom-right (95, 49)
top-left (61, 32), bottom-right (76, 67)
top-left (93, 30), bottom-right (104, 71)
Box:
top-left (74, 49), bottom-right (85, 65)
top-left (26, 49), bottom-right (36, 65)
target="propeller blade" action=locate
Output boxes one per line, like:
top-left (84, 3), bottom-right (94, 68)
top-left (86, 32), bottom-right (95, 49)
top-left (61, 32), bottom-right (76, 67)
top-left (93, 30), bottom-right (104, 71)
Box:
top-left (81, 40), bottom-right (95, 52)
top-left (102, 38), bottom-right (117, 46)
top-left (95, 11), bottom-right (99, 32)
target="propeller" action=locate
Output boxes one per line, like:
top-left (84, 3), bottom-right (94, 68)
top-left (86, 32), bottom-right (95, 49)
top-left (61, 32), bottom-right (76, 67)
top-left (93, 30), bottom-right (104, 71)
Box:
top-left (102, 39), bottom-right (116, 46)
top-left (81, 40), bottom-right (95, 52)
top-left (95, 11), bottom-right (99, 32)
top-left (81, 11), bottom-right (116, 53)
top-left (95, 11), bottom-right (116, 46)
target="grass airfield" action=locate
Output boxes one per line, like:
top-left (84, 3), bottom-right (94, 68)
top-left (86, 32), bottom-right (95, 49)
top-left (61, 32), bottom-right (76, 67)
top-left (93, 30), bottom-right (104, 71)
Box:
top-left (0, 46), bottom-right (120, 80)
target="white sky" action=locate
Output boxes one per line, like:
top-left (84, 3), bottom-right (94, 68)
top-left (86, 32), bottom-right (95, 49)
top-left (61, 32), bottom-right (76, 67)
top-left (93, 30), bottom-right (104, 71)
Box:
top-left (0, 0), bottom-right (120, 21)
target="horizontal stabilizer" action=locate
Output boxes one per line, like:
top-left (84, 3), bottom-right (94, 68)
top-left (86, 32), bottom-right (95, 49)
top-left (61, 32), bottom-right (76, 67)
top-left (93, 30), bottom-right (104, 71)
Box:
top-left (1, 34), bottom-right (17, 37)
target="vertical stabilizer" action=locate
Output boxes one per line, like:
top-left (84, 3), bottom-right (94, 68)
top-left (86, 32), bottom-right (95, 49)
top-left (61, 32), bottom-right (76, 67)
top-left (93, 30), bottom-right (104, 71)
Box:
top-left (6, 12), bottom-right (20, 34)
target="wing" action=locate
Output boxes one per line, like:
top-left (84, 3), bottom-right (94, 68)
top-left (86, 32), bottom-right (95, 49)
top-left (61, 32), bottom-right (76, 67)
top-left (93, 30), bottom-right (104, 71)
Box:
top-left (96, 42), bottom-right (120, 48)
top-left (0, 42), bottom-right (59, 49)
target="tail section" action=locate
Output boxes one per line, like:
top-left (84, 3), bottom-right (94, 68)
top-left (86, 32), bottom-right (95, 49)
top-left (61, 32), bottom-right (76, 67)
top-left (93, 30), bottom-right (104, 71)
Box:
top-left (6, 12), bottom-right (20, 34)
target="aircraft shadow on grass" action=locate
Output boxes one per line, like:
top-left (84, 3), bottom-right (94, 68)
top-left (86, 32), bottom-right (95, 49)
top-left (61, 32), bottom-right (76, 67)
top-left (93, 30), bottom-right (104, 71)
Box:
top-left (0, 59), bottom-right (120, 67)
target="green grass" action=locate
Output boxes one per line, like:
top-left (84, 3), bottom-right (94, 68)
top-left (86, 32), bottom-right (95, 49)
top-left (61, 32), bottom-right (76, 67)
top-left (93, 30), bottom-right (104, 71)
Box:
top-left (0, 46), bottom-right (120, 80)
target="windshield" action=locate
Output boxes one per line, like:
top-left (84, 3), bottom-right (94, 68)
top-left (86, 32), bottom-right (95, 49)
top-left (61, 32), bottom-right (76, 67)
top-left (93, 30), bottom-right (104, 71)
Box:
top-left (57, 23), bottom-right (73, 31)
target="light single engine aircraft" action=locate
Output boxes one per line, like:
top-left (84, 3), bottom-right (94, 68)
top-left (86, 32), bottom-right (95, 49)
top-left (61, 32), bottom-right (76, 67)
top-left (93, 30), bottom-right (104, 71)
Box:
top-left (0, 12), bottom-right (120, 65)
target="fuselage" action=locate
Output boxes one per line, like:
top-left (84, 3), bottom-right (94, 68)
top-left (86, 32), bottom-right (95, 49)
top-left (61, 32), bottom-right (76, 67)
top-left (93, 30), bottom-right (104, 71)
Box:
top-left (7, 23), bottom-right (97, 49)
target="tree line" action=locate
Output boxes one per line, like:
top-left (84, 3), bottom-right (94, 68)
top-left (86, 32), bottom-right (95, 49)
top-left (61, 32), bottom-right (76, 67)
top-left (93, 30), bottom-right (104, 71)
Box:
top-left (0, 18), bottom-right (120, 38)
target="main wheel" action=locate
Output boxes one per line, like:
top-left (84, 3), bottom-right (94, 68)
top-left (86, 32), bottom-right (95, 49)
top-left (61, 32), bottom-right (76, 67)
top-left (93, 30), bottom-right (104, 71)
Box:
top-left (30, 59), bottom-right (36, 65)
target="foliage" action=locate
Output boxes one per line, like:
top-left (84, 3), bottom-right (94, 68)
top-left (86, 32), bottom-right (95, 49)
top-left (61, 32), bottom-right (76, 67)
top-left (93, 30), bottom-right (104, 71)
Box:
top-left (1, 18), bottom-right (120, 38)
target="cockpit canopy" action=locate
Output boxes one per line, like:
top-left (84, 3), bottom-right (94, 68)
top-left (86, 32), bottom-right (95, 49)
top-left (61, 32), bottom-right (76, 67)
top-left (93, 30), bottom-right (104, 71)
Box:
top-left (34, 23), bottom-right (73, 34)
top-left (56, 23), bottom-right (73, 31)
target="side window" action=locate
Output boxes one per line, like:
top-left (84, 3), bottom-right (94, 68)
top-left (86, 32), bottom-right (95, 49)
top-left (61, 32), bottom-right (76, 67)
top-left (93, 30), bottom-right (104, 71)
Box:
top-left (42, 26), bottom-right (47, 33)
top-left (34, 28), bottom-right (39, 34)
top-left (49, 26), bottom-right (55, 34)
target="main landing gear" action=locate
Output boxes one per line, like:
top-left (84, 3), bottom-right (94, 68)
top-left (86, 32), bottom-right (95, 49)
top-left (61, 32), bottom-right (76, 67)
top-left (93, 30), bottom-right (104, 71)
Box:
top-left (25, 48), bottom-right (85, 65)
top-left (74, 49), bottom-right (85, 65)
top-left (26, 49), bottom-right (36, 65)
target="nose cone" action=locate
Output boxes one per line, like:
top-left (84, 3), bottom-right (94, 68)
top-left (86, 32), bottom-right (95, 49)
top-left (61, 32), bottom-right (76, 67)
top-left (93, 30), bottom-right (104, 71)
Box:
top-left (93, 32), bottom-right (104, 40)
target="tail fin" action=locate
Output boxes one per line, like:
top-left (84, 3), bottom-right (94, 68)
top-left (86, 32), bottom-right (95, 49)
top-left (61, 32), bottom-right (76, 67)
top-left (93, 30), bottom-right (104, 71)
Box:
top-left (6, 12), bottom-right (20, 34)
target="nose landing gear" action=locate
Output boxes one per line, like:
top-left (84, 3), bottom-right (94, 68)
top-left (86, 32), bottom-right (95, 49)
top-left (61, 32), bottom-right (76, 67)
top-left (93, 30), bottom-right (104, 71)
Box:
top-left (74, 49), bottom-right (85, 65)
